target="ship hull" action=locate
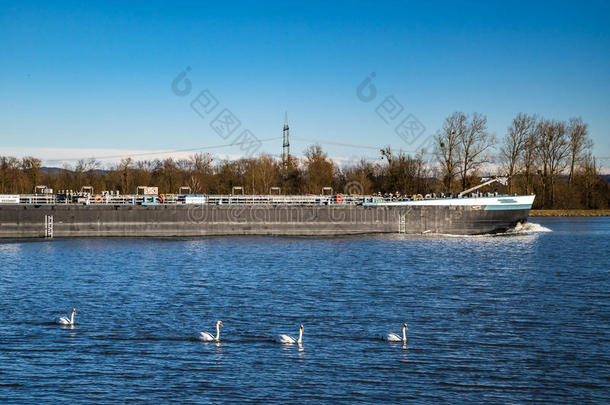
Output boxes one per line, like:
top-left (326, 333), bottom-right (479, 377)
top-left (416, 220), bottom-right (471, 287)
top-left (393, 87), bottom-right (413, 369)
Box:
top-left (0, 201), bottom-right (532, 238)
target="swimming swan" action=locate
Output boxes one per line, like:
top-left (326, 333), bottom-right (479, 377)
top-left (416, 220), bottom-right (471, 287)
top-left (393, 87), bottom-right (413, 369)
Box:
top-left (386, 323), bottom-right (408, 343)
top-left (279, 324), bottom-right (303, 344)
top-left (199, 320), bottom-right (223, 342)
top-left (57, 308), bottom-right (76, 325)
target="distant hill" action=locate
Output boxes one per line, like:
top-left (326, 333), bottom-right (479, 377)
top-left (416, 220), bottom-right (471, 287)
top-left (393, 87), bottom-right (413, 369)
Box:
top-left (42, 167), bottom-right (108, 175)
top-left (41, 167), bottom-right (70, 175)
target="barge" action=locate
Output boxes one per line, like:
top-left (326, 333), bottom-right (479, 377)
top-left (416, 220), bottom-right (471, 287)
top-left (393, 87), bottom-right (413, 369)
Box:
top-left (0, 181), bottom-right (535, 238)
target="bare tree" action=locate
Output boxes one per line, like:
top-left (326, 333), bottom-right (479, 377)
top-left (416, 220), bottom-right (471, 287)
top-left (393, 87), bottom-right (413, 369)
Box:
top-left (456, 112), bottom-right (495, 190)
top-left (191, 153), bottom-right (213, 172)
top-left (117, 158), bottom-right (133, 193)
top-left (500, 113), bottom-right (536, 193)
top-left (341, 158), bottom-right (374, 195)
top-left (535, 119), bottom-right (570, 207)
top-left (303, 144), bottom-right (335, 194)
top-left (380, 147), bottom-right (427, 194)
top-left (189, 153), bottom-right (214, 192)
top-left (20, 156), bottom-right (43, 193)
top-left (434, 112), bottom-right (465, 193)
top-left (520, 130), bottom-right (538, 195)
top-left (0, 156), bottom-right (22, 193)
top-left (567, 117), bottom-right (592, 184)
top-left (579, 153), bottom-right (599, 208)
top-left (280, 154), bottom-right (303, 194)
top-left (245, 154), bottom-right (280, 194)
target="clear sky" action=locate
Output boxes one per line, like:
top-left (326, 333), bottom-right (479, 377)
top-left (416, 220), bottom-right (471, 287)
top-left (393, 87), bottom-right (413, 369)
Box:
top-left (1, 1), bottom-right (609, 168)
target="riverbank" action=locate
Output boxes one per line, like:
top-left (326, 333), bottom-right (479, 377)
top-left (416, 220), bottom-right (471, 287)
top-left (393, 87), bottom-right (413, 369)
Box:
top-left (530, 209), bottom-right (610, 217)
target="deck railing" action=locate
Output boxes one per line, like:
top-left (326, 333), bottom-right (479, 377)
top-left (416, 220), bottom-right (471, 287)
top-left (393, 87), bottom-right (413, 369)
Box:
top-left (5, 191), bottom-right (506, 206)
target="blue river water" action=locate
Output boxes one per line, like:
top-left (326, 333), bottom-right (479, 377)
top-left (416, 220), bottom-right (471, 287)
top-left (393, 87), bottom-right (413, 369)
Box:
top-left (0, 217), bottom-right (608, 403)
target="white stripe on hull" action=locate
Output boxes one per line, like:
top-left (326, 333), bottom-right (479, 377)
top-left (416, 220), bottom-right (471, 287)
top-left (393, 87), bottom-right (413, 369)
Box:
top-left (367, 195), bottom-right (535, 208)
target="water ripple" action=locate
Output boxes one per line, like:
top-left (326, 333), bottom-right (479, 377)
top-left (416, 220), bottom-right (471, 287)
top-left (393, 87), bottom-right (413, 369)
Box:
top-left (0, 218), bottom-right (608, 403)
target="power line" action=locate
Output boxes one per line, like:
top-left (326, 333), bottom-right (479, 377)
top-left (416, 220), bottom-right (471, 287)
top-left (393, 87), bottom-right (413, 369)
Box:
top-left (291, 137), bottom-right (610, 162)
top-left (290, 136), bottom-right (438, 158)
top-left (43, 137), bottom-right (284, 163)
top-left (291, 137), bottom-right (381, 151)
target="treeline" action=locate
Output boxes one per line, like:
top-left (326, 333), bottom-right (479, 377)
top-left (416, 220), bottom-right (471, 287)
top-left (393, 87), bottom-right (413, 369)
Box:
top-left (0, 112), bottom-right (608, 209)
top-left (434, 112), bottom-right (607, 209)
top-left (0, 146), bottom-right (432, 197)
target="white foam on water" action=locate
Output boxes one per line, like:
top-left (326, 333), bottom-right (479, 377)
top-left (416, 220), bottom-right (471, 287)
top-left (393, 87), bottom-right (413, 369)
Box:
top-left (415, 221), bottom-right (552, 238)
top-left (507, 221), bottom-right (552, 234)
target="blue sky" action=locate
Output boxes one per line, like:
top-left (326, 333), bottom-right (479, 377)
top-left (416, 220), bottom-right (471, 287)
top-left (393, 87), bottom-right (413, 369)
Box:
top-left (1, 1), bottom-right (609, 167)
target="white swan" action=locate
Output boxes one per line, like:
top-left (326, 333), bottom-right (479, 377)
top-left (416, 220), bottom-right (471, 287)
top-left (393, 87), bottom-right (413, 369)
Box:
top-left (279, 324), bottom-right (303, 344)
top-left (199, 320), bottom-right (223, 342)
top-left (387, 323), bottom-right (408, 343)
top-left (57, 308), bottom-right (76, 325)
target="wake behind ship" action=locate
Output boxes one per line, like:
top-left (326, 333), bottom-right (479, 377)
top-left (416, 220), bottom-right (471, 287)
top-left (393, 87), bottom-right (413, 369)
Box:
top-left (0, 181), bottom-right (535, 238)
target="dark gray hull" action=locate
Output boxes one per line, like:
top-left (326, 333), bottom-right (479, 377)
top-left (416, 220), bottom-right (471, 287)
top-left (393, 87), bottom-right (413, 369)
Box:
top-left (0, 204), bottom-right (530, 238)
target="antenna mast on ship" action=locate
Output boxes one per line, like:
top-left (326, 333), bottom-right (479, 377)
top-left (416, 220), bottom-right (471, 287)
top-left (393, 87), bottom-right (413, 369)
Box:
top-left (282, 112), bottom-right (290, 167)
